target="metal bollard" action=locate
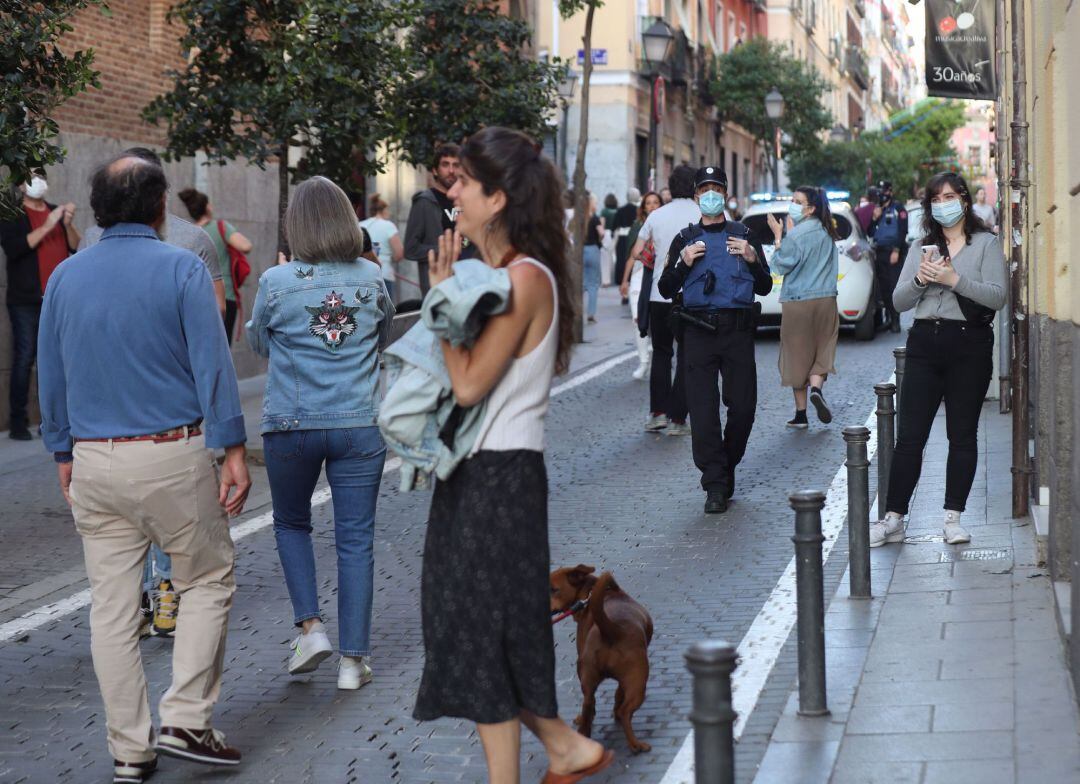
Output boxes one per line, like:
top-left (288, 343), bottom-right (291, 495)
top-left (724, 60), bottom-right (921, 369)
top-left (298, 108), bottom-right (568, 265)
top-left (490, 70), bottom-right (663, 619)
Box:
top-left (892, 346), bottom-right (907, 417)
top-left (874, 383), bottom-right (897, 518)
top-left (790, 491), bottom-right (829, 717)
top-left (685, 640), bottom-right (738, 784)
top-left (843, 427), bottom-right (872, 599)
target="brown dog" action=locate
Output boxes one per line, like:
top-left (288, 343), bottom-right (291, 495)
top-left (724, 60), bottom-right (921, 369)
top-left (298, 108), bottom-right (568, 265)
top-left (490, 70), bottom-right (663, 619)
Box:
top-left (550, 565), bottom-right (654, 753)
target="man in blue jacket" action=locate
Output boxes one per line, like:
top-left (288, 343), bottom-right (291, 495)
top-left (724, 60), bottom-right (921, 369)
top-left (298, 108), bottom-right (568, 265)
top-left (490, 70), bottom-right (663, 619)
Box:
top-left (37, 153), bottom-right (251, 781)
top-left (658, 166), bottom-right (772, 514)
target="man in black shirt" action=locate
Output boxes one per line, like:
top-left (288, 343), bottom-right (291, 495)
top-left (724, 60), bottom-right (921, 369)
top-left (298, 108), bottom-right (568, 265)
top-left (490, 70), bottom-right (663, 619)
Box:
top-left (404, 143), bottom-right (463, 296)
top-left (612, 188), bottom-right (641, 303)
top-left (658, 166), bottom-right (772, 514)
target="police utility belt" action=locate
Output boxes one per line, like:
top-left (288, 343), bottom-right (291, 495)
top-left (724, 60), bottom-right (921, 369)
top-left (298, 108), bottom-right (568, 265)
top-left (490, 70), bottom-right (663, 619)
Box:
top-left (674, 306), bottom-right (755, 334)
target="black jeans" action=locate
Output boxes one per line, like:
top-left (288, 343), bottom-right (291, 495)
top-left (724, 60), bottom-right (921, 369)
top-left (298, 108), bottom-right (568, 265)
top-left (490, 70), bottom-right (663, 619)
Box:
top-left (886, 320), bottom-right (994, 515)
top-left (7, 304), bottom-right (40, 432)
top-left (874, 246), bottom-right (904, 325)
top-left (648, 302), bottom-right (688, 422)
top-left (223, 299), bottom-right (238, 346)
top-left (683, 319), bottom-right (758, 494)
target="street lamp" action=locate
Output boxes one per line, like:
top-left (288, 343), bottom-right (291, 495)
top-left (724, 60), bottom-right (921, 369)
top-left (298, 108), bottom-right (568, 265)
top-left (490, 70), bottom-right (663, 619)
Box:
top-left (829, 124), bottom-right (848, 144)
top-left (557, 71), bottom-right (578, 178)
top-left (764, 87), bottom-right (785, 192)
top-left (642, 19), bottom-right (675, 190)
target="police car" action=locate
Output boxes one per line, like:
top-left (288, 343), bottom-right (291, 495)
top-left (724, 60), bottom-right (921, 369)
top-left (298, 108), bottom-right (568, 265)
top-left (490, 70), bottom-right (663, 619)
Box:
top-left (741, 192), bottom-right (880, 341)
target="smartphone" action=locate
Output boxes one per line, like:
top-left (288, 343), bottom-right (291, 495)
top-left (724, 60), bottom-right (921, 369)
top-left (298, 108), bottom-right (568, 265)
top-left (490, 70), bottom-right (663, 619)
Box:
top-left (920, 244), bottom-right (942, 263)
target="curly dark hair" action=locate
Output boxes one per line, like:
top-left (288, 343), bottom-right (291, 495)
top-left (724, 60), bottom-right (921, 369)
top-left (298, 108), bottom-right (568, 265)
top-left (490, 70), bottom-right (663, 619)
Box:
top-left (431, 143), bottom-right (461, 172)
top-left (919, 171), bottom-right (988, 255)
top-left (90, 155), bottom-right (168, 229)
top-left (459, 126), bottom-right (575, 375)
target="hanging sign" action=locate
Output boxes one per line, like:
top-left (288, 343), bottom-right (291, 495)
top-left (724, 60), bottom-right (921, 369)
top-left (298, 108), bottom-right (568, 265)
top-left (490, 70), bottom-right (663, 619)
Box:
top-left (577, 49), bottom-right (608, 66)
top-left (924, 0), bottom-right (997, 100)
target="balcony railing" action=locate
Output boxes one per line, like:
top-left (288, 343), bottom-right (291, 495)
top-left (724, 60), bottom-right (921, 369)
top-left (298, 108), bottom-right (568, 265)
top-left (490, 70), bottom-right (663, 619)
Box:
top-left (883, 85), bottom-right (903, 112)
top-left (846, 46), bottom-right (870, 90)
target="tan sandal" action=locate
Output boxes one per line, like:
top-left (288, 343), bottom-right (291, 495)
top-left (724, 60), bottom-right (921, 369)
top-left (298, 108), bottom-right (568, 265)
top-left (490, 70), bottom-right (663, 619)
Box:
top-left (541, 749), bottom-right (615, 784)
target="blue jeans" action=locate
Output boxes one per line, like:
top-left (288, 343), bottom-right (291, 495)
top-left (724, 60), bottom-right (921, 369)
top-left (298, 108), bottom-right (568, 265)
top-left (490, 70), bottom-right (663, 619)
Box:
top-left (142, 545), bottom-right (172, 592)
top-left (7, 304), bottom-right (40, 431)
top-left (264, 427), bottom-right (386, 657)
top-left (583, 245), bottom-right (601, 318)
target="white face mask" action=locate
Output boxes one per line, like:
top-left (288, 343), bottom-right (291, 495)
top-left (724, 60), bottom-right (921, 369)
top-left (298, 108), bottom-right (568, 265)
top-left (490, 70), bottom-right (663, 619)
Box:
top-left (24, 177), bottom-right (48, 200)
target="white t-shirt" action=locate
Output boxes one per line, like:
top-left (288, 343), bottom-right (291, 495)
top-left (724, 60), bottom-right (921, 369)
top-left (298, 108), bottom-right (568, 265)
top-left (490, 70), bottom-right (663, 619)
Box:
top-left (972, 203), bottom-right (996, 227)
top-left (637, 198), bottom-right (702, 302)
top-left (359, 217), bottom-right (399, 282)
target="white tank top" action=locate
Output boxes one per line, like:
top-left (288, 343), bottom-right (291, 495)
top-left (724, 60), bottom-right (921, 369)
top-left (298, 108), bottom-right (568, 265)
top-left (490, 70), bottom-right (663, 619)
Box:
top-left (470, 258), bottom-right (559, 454)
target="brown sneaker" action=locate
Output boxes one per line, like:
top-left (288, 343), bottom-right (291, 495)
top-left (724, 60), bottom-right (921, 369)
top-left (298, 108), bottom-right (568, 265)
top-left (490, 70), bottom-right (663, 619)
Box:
top-left (156, 726), bottom-right (241, 766)
top-left (113, 757), bottom-right (156, 783)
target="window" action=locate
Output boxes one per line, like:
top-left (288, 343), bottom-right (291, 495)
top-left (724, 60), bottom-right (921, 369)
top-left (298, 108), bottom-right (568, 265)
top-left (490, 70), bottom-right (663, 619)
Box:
top-left (716, 2), bottom-right (724, 45)
top-left (728, 12), bottom-right (737, 50)
top-left (739, 22), bottom-right (747, 42)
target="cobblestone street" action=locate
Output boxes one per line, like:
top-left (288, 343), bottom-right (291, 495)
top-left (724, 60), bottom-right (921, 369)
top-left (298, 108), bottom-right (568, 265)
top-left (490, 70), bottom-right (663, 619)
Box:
top-left (0, 292), bottom-right (917, 783)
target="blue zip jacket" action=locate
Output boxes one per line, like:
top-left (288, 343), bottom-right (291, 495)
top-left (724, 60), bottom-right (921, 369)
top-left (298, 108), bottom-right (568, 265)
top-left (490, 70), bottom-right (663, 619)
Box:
top-left (246, 258), bottom-right (394, 434)
top-left (770, 218), bottom-right (839, 303)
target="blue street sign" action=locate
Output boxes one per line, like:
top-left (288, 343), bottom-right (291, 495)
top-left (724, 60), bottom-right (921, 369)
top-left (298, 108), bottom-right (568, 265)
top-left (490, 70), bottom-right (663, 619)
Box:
top-left (577, 49), bottom-right (608, 66)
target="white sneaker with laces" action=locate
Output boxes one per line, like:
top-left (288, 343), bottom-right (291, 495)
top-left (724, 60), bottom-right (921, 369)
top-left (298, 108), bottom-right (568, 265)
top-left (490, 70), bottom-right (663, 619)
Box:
top-left (943, 511), bottom-right (971, 544)
top-left (288, 624), bottom-right (333, 675)
top-left (666, 422), bottom-right (691, 437)
top-left (338, 656), bottom-right (373, 690)
top-left (632, 363), bottom-right (649, 380)
top-left (869, 513), bottom-right (905, 548)
top-left (645, 414), bottom-right (668, 432)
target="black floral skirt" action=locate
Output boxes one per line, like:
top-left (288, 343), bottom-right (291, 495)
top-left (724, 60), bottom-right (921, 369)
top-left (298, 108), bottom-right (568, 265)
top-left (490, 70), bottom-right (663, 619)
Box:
top-left (413, 450), bottom-right (559, 724)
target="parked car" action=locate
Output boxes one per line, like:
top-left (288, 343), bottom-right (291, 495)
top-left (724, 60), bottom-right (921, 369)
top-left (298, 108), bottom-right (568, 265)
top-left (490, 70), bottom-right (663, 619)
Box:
top-left (742, 193), bottom-right (880, 341)
top-left (905, 200), bottom-right (925, 246)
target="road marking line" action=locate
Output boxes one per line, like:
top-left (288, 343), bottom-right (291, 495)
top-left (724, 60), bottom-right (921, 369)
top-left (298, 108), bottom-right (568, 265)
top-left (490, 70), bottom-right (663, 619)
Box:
top-left (0, 351), bottom-right (637, 644)
top-left (658, 383), bottom-right (886, 784)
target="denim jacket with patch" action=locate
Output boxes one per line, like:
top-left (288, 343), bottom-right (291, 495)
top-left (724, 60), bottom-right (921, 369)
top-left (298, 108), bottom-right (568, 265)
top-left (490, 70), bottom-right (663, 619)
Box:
top-left (246, 258), bottom-right (394, 434)
top-left (378, 260), bottom-right (511, 490)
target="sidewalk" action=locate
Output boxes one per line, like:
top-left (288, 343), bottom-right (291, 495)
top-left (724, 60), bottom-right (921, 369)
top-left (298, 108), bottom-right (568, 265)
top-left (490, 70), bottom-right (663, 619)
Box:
top-left (754, 403), bottom-right (1080, 783)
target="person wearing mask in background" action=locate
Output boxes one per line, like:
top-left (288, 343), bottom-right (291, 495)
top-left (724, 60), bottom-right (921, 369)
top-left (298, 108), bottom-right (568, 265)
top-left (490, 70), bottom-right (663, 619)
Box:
top-left (868, 180), bottom-right (908, 334)
top-left (726, 195), bottom-right (742, 221)
top-left (853, 186), bottom-right (880, 235)
top-left (247, 176), bottom-right (392, 691)
top-left (659, 187), bottom-right (672, 205)
top-left (360, 193), bottom-right (405, 302)
top-left (871, 172), bottom-right (1006, 548)
top-left (177, 187), bottom-right (254, 343)
top-left (766, 187), bottom-right (841, 430)
top-left (658, 167), bottom-right (772, 514)
top-left (583, 194), bottom-right (604, 324)
top-left (612, 188), bottom-right (641, 304)
top-left (405, 143), bottom-right (468, 296)
top-left (627, 167), bottom-right (698, 435)
top-left (599, 193), bottom-right (618, 289)
top-left (972, 186), bottom-right (997, 233)
top-left (0, 176), bottom-right (80, 441)
top-left (619, 191), bottom-right (662, 381)
top-left (38, 153), bottom-right (251, 780)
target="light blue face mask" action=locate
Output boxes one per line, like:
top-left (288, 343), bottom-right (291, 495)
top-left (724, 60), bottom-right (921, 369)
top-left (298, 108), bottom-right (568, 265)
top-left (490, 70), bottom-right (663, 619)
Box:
top-left (931, 199), bottom-right (965, 227)
top-left (698, 190), bottom-right (726, 217)
top-left (788, 202), bottom-right (807, 224)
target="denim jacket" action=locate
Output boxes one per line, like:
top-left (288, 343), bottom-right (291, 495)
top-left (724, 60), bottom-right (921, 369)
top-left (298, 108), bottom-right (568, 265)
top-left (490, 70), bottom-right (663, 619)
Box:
top-left (378, 260), bottom-right (511, 490)
top-left (770, 218), bottom-right (839, 303)
top-left (246, 258), bottom-right (394, 434)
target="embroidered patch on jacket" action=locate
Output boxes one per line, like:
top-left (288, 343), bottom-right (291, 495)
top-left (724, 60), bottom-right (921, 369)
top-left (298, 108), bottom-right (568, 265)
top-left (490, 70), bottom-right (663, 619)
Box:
top-left (295, 266), bottom-right (314, 279)
top-left (355, 288), bottom-right (371, 304)
top-left (305, 291), bottom-right (359, 349)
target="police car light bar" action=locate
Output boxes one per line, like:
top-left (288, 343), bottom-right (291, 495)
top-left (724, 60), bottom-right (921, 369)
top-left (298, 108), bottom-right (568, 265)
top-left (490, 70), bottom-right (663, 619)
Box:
top-left (749, 192), bottom-right (793, 202)
top-left (826, 190), bottom-right (850, 201)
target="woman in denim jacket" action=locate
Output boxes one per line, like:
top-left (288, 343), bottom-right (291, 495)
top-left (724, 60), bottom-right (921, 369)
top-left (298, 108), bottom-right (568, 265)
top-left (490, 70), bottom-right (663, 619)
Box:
top-left (246, 177), bottom-right (394, 690)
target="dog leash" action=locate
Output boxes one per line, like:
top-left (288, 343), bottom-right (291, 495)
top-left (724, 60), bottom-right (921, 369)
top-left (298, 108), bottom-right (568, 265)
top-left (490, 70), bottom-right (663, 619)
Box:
top-left (550, 596), bottom-right (590, 625)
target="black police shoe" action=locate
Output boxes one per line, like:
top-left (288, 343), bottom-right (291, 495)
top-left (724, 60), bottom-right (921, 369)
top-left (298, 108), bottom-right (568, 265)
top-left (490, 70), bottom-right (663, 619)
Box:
top-left (704, 490), bottom-right (728, 514)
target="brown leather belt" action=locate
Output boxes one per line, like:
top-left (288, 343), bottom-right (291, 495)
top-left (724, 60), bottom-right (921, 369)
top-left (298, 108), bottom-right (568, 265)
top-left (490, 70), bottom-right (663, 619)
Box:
top-left (75, 423), bottom-right (202, 445)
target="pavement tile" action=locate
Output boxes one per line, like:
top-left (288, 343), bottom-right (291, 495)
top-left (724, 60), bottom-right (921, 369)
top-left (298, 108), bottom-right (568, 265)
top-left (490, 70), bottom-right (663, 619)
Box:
top-left (933, 701), bottom-right (1014, 732)
top-left (835, 730), bottom-right (1013, 763)
top-left (922, 759), bottom-right (1016, 784)
top-left (845, 704), bottom-right (932, 735)
top-left (942, 619), bottom-right (1014, 641)
top-left (828, 761), bottom-right (923, 784)
top-left (752, 740), bottom-right (839, 784)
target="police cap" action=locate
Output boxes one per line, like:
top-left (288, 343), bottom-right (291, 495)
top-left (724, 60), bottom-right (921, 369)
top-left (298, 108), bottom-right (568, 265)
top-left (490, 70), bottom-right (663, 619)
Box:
top-left (694, 166), bottom-right (728, 190)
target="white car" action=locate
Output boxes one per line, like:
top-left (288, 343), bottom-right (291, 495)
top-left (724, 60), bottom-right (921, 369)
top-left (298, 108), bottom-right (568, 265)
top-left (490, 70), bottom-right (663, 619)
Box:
top-left (742, 195), bottom-right (880, 341)
top-left (905, 200), bottom-right (925, 245)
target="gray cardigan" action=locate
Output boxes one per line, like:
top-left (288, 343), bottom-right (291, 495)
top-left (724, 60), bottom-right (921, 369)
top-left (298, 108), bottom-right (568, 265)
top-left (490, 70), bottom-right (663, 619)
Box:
top-left (893, 231), bottom-right (1007, 320)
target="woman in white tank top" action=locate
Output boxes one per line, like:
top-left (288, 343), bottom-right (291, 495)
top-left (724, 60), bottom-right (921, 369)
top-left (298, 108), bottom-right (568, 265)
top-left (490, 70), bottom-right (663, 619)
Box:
top-left (411, 128), bottom-right (615, 783)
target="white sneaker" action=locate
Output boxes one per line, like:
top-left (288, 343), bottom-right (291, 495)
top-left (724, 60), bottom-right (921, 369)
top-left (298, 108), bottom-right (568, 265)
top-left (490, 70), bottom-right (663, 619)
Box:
top-left (869, 515), bottom-right (905, 548)
top-left (943, 512), bottom-right (971, 544)
top-left (632, 364), bottom-right (649, 380)
top-left (666, 422), bottom-right (691, 436)
top-left (288, 625), bottom-right (333, 675)
top-left (645, 414), bottom-right (668, 432)
top-left (338, 656), bottom-right (373, 690)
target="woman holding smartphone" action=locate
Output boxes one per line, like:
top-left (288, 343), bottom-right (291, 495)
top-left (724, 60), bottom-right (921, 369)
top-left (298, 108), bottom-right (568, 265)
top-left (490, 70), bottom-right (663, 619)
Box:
top-left (870, 172), bottom-right (1007, 547)
top-left (412, 127), bottom-right (613, 783)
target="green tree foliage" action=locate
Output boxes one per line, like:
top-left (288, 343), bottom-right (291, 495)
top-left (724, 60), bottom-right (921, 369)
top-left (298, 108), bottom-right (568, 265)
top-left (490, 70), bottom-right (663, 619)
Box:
top-left (709, 37), bottom-right (833, 181)
top-left (0, 0), bottom-right (104, 219)
top-left (143, 0), bottom-right (409, 253)
top-left (787, 99), bottom-right (966, 199)
top-left (392, 0), bottom-right (568, 168)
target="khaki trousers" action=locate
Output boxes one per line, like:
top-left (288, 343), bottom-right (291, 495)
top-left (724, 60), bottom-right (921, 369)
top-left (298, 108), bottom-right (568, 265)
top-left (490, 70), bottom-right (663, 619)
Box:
top-left (69, 435), bottom-right (236, 762)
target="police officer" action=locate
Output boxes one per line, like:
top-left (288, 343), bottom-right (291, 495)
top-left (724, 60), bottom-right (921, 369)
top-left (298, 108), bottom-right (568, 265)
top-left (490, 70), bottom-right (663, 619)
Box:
top-left (658, 167), bottom-right (772, 514)
top-left (869, 180), bottom-right (908, 333)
